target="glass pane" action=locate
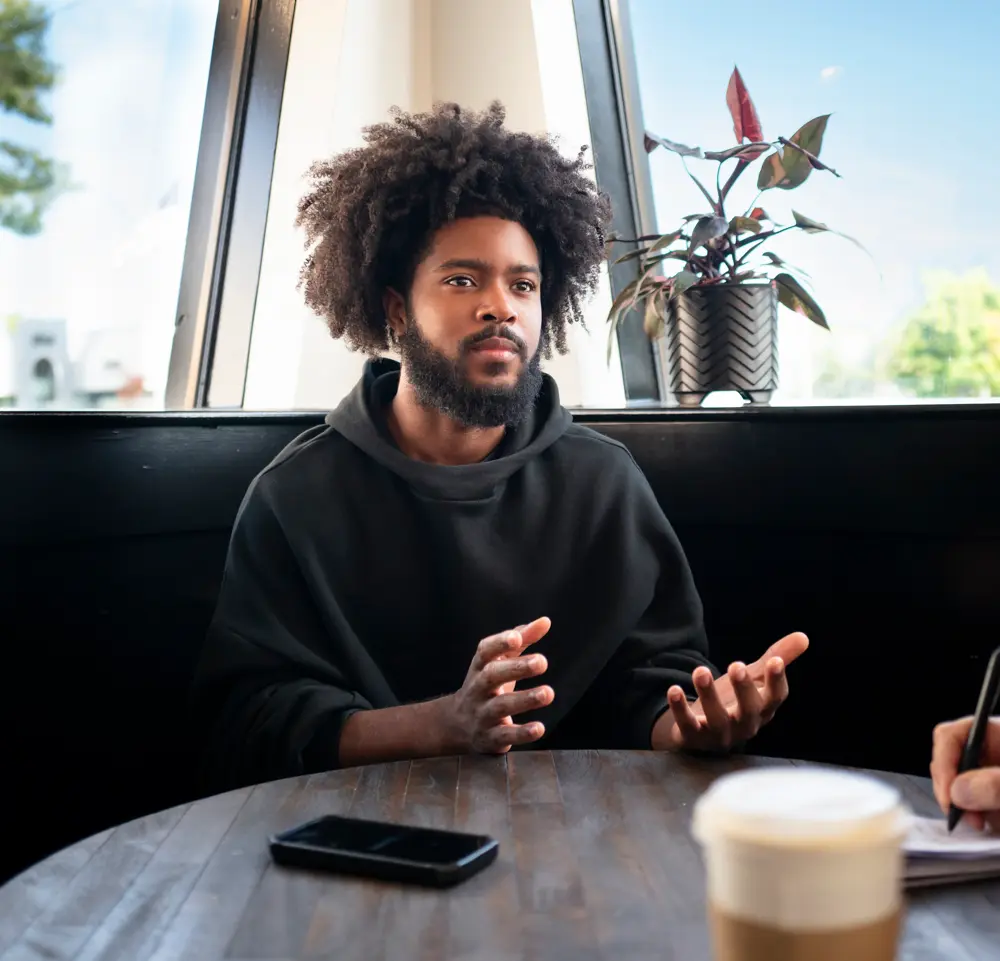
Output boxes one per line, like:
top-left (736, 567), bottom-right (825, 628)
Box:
top-left (629, 0), bottom-right (1000, 405)
top-left (0, 0), bottom-right (217, 410)
top-left (241, 0), bottom-right (626, 411)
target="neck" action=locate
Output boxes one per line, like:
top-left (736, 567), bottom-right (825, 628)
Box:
top-left (387, 372), bottom-right (506, 465)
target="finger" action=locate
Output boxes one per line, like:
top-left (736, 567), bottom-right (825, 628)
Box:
top-left (479, 653), bottom-right (548, 693)
top-left (514, 617), bottom-right (552, 651)
top-left (479, 720), bottom-right (546, 753)
top-left (729, 662), bottom-right (764, 739)
top-left (984, 717), bottom-right (1000, 760)
top-left (760, 657), bottom-right (788, 722)
top-left (693, 667), bottom-right (730, 733)
top-left (964, 810), bottom-right (986, 832)
top-left (666, 685), bottom-right (703, 746)
top-left (753, 632), bottom-right (809, 673)
top-left (951, 767), bottom-right (1000, 813)
top-left (471, 631), bottom-right (522, 672)
top-left (930, 716), bottom-right (975, 812)
top-left (481, 685), bottom-right (554, 724)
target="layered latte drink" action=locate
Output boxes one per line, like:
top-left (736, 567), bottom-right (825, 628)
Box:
top-left (692, 767), bottom-right (910, 961)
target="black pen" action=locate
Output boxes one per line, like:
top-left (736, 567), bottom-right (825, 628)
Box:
top-left (947, 645), bottom-right (1000, 832)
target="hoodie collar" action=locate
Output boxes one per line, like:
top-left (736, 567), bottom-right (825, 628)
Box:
top-left (325, 358), bottom-right (571, 501)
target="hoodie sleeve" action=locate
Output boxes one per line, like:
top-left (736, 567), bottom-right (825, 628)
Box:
top-left (190, 475), bottom-right (373, 792)
top-left (555, 451), bottom-right (719, 751)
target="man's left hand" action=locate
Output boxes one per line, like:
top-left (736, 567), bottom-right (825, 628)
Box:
top-left (652, 632), bottom-right (809, 753)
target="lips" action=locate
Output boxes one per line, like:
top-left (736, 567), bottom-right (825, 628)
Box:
top-left (471, 337), bottom-right (519, 355)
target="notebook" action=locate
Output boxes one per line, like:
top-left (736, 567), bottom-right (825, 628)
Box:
top-left (904, 816), bottom-right (1000, 889)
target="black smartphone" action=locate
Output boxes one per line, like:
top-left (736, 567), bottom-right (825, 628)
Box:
top-left (268, 814), bottom-right (499, 887)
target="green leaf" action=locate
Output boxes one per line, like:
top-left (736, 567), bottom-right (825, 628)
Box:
top-left (791, 210), bottom-right (874, 265)
top-left (689, 215), bottom-right (728, 252)
top-left (792, 210), bottom-right (831, 233)
top-left (682, 164), bottom-right (719, 212)
top-left (607, 277), bottom-right (639, 321)
top-left (729, 216), bottom-right (762, 235)
top-left (612, 246), bottom-right (650, 265)
top-left (643, 289), bottom-right (665, 339)
top-left (670, 270), bottom-right (700, 299)
top-left (644, 132), bottom-right (704, 159)
top-left (762, 251), bottom-right (811, 279)
top-left (606, 320), bottom-right (618, 364)
top-left (704, 142), bottom-right (771, 162)
top-left (648, 230), bottom-right (682, 254)
top-left (777, 115), bottom-right (830, 189)
top-left (611, 231), bottom-right (682, 265)
top-left (757, 152), bottom-right (786, 190)
top-left (775, 273), bottom-right (829, 329)
top-left (605, 267), bottom-right (667, 362)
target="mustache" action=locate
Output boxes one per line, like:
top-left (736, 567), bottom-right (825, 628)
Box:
top-left (462, 326), bottom-right (528, 359)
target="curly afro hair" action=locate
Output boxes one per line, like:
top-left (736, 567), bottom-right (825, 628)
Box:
top-left (295, 101), bottom-right (612, 357)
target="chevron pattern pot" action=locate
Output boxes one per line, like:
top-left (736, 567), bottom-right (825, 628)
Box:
top-left (662, 281), bottom-right (778, 406)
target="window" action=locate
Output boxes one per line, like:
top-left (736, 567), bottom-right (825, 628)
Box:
top-left (231, 0), bottom-right (627, 411)
top-left (626, 0), bottom-right (1000, 405)
top-left (0, 0), bottom-right (219, 410)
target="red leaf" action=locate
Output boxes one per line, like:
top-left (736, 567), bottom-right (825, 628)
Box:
top-left (750, 207), bottom-right (766, 220)
top-left (725, 67), bottom-right (764, 145)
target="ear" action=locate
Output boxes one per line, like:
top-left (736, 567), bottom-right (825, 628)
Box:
top-left (383, 288), bottom-right (407, 340)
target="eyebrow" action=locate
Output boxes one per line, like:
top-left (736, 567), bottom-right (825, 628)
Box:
top-left (434, 258), bottom-right (540, 277)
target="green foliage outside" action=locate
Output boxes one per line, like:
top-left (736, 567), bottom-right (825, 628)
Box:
top-left (0, 0), bottom-right (66, 235)
top-left (887, 269), bottom-right (1000, 398)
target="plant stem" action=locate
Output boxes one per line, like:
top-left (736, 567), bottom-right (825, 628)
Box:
top-left (681, 156), bottom-right (720, 213)
top-left (719, 159), bottom-right (749, 207)
top-left (732, 224), bottom-right (796, 251)
top-left (733, 225), bottom-right (797, 269)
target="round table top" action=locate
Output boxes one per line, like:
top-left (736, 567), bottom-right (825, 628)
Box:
top-left (1, 751), bottom-right (998, 960)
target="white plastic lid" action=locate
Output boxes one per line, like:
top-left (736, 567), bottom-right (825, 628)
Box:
top-left (692, 766), bottom-right (909, 849)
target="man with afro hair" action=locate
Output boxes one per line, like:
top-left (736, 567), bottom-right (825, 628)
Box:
top-left (192, 103), bottom-right (807, 789)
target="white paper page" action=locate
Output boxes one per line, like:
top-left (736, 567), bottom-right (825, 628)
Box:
top-left (905, 816), bottom-right (1000, 859)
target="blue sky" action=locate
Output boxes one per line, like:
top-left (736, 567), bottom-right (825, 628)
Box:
top-left (629, 0), bottom-right (1000, 397)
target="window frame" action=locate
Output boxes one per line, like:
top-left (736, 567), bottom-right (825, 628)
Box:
top-left (571, 0), bottom-right (666, 405)
top-left (165, 0), bottom-right (297, 409)
top-left (164, 0), bottom-right (656, 410)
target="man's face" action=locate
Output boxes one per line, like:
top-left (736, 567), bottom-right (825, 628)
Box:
top-left (389, 216), bottom-right (545, 428)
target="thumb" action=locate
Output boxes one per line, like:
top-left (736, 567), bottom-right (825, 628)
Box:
top-left (951, 767), bottom-right (1000, 811)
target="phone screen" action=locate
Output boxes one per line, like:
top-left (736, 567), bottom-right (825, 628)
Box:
top-left (276, 815), bottom-right (490, 866)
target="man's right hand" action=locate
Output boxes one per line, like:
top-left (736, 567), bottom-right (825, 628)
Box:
top-left (442, 616), bottom-right (554, 755)
top-left (931, 715), bottom-right (1000, 832)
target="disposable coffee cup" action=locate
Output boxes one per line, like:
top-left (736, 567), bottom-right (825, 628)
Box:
top-left (692, 766), bottom-right (911, 961)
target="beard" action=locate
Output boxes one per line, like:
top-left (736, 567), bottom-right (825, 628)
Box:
top-left (396, 320), bottom-right (544, 428)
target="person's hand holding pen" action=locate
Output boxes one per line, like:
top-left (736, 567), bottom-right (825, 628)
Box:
top-left (931, 715), bottom-right (1000, 833)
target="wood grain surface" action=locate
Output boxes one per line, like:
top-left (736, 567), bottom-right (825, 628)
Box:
top-left (0, 751), bottom-right (997, 961)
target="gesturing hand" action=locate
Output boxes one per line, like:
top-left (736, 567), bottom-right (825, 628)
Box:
top-left (443, 617), bottom-right (554, 755)
top-left (653, 632), bottom-right (809, 753)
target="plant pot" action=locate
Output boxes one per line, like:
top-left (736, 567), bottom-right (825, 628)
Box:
top-left (660, 281), bottom-right (778, 407)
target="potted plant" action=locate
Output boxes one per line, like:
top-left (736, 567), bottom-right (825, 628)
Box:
top-left (607, 66), bottom-right (863, 406)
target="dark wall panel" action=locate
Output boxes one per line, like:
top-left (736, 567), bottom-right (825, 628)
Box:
top-left (2, 406), bottom-right (998, 882)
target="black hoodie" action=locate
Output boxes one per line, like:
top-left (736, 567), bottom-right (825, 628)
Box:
top-left (192, 359), bottom-right (716, 790)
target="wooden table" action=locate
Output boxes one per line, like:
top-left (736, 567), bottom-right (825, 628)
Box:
top-left (1, 751), bottom-right (998, 960)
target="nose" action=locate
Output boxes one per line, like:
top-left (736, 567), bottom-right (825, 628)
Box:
top-left (477, 280), bottom-right (517, 326)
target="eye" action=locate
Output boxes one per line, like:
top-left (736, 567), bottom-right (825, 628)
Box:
top-left (445, 275), bottom-right (475, 287)
top-left (513, 280), bottom-right (537, 293)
